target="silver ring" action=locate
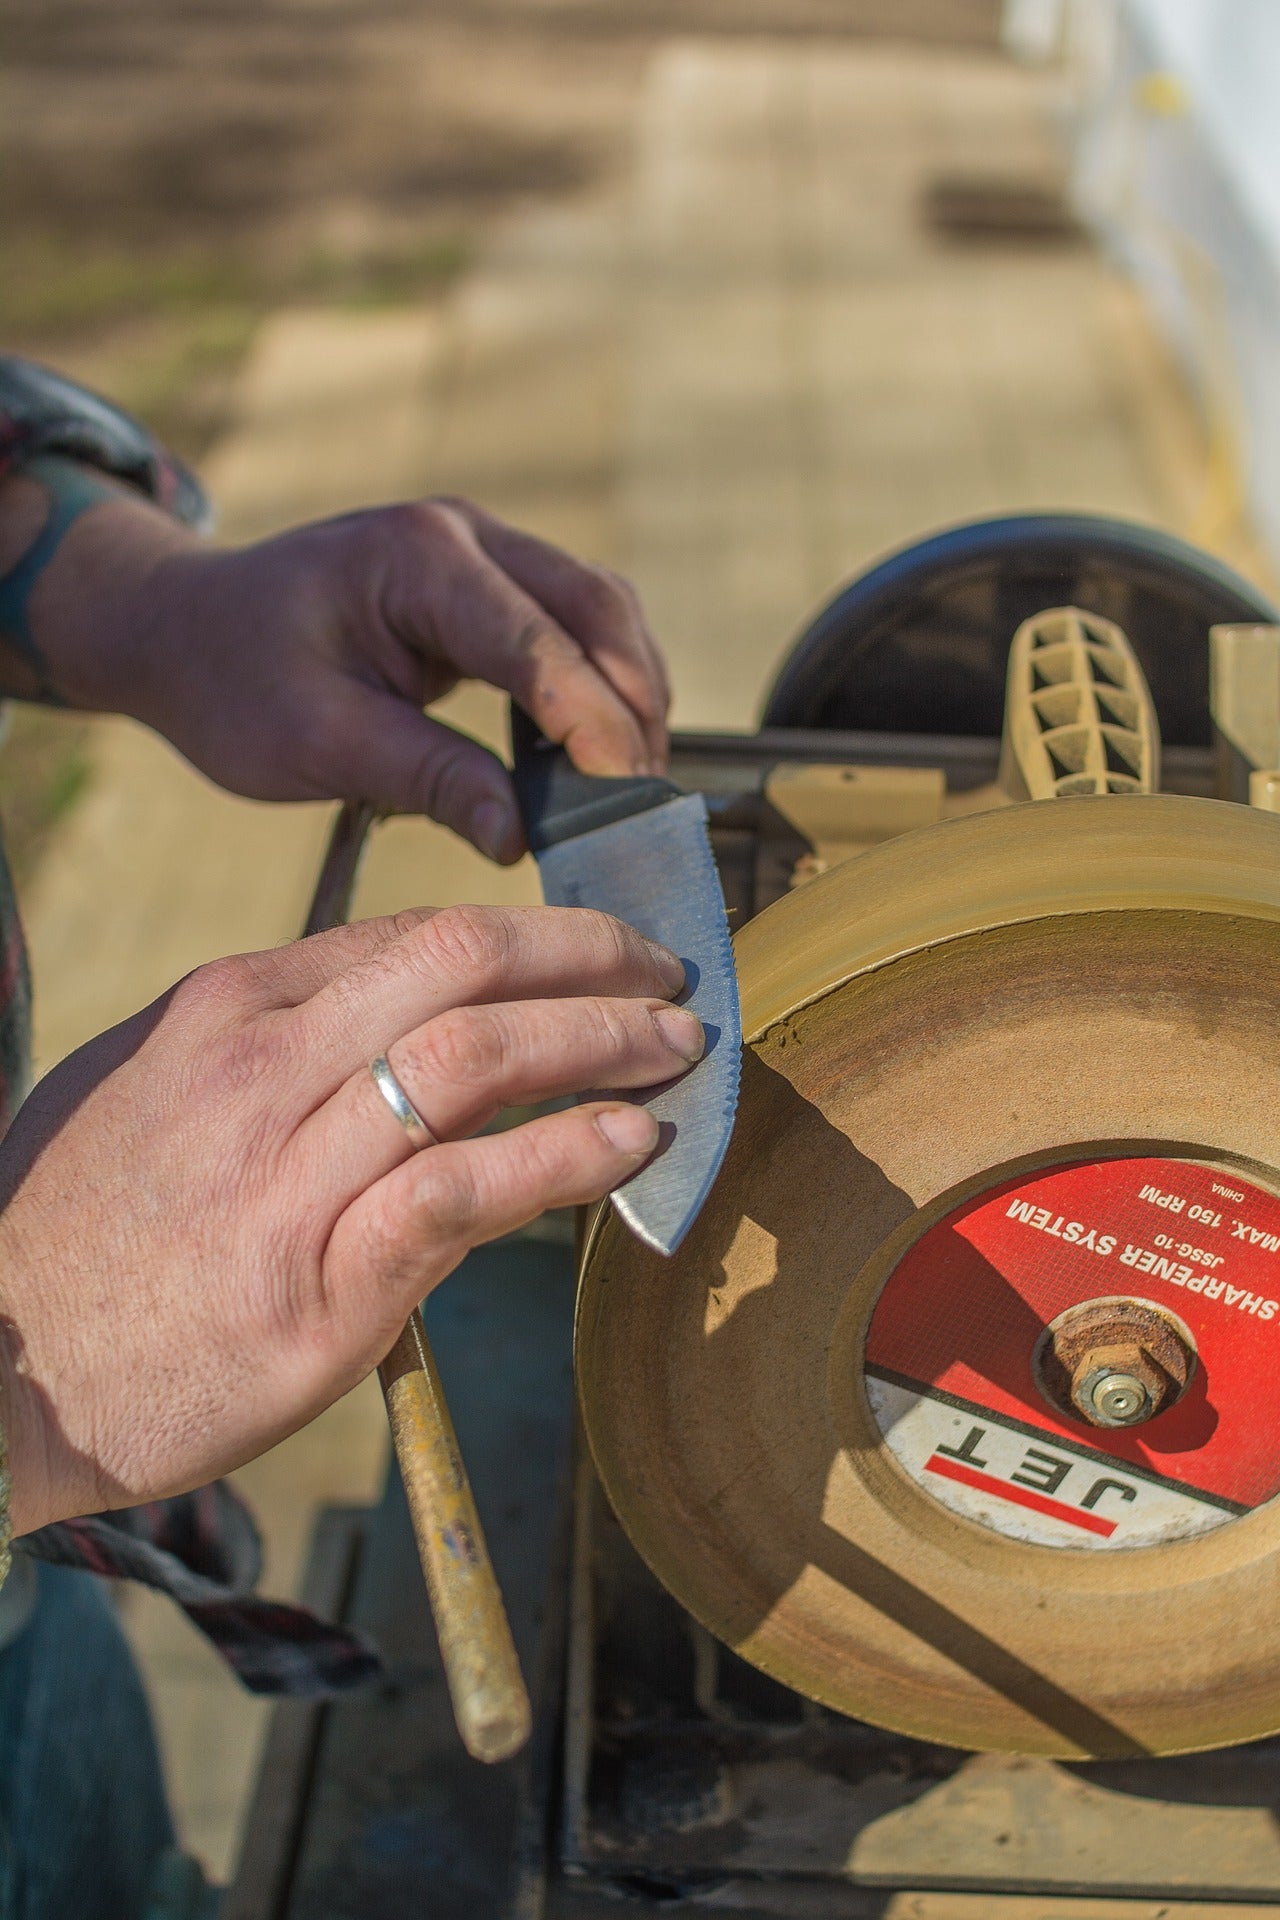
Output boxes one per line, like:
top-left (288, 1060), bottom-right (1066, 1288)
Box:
top-left (369, 1054), bottom-right (437, 1150)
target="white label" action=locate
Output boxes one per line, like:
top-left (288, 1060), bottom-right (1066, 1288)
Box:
top-left (867, 1372), bottom-right (1235, 1550)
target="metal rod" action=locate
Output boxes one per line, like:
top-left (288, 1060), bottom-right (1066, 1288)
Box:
top-left (301, 800), bottom-right (378, 938)
top-left (303, 801), bottom-right (532, 1764)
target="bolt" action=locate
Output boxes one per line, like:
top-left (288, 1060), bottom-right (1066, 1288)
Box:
top-left (1078, 1366), bottom-right (1151, 1427)
top-left (1034, 1299), bottom-right (1197, 1430)
top-left (1068, 1338), bottom-right (1171, 1427)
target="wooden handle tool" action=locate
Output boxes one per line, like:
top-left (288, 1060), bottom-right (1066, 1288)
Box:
top-left (378, 1310), bottom-right (531, 1761)
top-left (303, 802), bottom-right (532, 1764)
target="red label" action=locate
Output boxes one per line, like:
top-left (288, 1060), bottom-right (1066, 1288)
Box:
top-left (865, 1157), bottom-right (1280, 1511)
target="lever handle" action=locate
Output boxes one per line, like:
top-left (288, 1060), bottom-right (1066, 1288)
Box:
top-left (999, 606), bottom-right (1160, 801)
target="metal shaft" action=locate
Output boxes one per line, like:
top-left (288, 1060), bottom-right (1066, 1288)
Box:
top-left (303, 801), bottom-right (532, 1764)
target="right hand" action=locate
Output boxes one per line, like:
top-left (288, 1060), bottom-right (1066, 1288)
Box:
top-left (0, 905), bottom-right (702, 1536)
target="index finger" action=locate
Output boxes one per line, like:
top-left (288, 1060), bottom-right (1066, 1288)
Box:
top-left (406, 514), bottom-right (648, 776)
top-left (447, 501), bottom-right (670, 771)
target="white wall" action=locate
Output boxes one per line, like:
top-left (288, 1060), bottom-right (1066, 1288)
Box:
top-left (1125, 0), bottom-right (1280, 251)
top-left (1067, 0), bottom-right (1280, 569)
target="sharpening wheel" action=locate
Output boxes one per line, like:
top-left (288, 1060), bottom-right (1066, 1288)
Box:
top-left (577, 794), bottom-right (1280, 1761)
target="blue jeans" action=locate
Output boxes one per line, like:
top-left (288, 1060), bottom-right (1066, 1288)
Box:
top-left (0, 1562), bottom-right (174, 1920)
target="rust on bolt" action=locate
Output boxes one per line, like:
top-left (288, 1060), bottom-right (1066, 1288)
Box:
top-left (1035, 1297), bottom-right (1196, 1430)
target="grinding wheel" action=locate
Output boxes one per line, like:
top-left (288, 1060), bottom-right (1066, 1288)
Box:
top-left (577, 795), bottom-right (1280, 1760)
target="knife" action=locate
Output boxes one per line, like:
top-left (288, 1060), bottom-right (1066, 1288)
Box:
top-left (510, 706), bottom-right (741, 1256)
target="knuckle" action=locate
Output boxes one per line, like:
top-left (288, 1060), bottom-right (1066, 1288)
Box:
top-left (390, 907), bottom-right (436, 943)
top-left (505, 1119), bottom-right (573, 1193)
top-left (410, 1005), bottom-right (506, 1088)
top-left (584, 907), bottom-right (647, 976)
top-left (170, 952), bottom-right (262, 1023)
top-left (575, 565), bottom-right (630, 627)
top-left (426, 491), bottom-right (470, 520)
top-left (331, 908), bottom-right (437, 969)
top-left (401, 495), bottom-right (470, 553)
top-left (410, 1152), bottom-right (481, 1240)
top-left (419, 904), bottom-right (516, 986)
top-left (359, 1238), bottom-right (426, 1316)
top-left (321, 911), bottom-right (457, 1020)
top-left (583, 995), bottom-right (634, 1059)
top-left (601, 564), bottom-right (642, 610)
top-left (329, 911), bottom-right (436, 984)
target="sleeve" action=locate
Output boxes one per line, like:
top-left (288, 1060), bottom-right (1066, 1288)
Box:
top-left (23, 1484), bottom-right (382, 1699)
top-left (0, 355), bottom-right (211, 531)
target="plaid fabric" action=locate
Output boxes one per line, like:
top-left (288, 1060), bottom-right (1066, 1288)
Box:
top-left (0, 367), bottom-right (384, 1696)
top-left (24, 1491), bottom-right (380, 1698)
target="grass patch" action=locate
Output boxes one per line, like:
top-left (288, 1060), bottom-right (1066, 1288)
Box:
top-left (0, 232), bottom-right (472, 345)
top-left (2, 230), bottom-right (472, 466)
top-left (295, 234), bottom-right (472, 310)
top-left (0, 242), bottom-right (257, 341)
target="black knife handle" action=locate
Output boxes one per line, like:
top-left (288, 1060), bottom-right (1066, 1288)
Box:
top-left (510, 704), bottom-right (680, 853)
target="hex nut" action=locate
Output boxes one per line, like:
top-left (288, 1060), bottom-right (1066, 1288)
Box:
top-left (1035, 1299), bottom-right (1196, 1430)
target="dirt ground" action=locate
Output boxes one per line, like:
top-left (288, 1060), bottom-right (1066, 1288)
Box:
top-left (3, 0), bottom-right (999, 432)
top-left (0, 0), bottom-right (999, 876)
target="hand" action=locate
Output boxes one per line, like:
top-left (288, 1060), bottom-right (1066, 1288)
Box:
top-left (26, 488), bottom-right (670, 861)
top-left (0, 905), bottom-right (701, 1534)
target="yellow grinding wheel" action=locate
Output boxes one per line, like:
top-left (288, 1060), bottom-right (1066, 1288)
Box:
top-left (577, 795), bottom-right (1280, 1760)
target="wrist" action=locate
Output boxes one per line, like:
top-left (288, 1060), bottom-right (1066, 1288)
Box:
top-left (16, 473), bottom-right (204, 714)
top-left (0, 1151), bottom-right (89, 1536)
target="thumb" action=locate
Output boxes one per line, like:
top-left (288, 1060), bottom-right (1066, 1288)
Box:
top-left (327, 685), bottom-right (525, 863)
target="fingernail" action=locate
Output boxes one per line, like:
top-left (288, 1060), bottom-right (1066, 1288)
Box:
top-left (597, 1104), bottom-right (660, 1155)
top-left (644, 940), bottom-right (685, 993)
top-left (474, 799), bottom-right (517, 863)
top-left (654, 1005), bottom-right (704, 1061)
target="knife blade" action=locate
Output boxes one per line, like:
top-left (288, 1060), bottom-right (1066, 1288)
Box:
top-left (510, 707), bottom-right (740, 1256)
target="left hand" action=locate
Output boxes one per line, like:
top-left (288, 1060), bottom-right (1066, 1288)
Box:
top-left (0, 903), bottom-right (695, 1530)
top-left (27, 491), bottom-right (670, 861)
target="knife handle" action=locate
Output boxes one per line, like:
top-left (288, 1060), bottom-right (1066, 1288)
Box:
top-left (510, 704), bottom-right (679, 853)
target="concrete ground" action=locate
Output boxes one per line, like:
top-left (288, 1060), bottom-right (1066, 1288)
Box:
top-left (15, 29), bottom-right (1272, 1887)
